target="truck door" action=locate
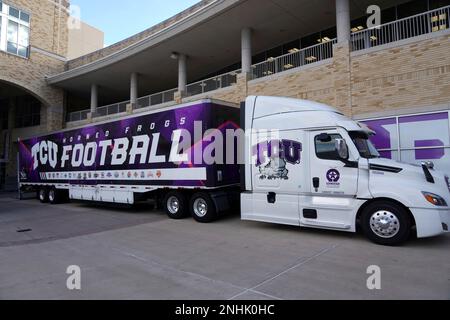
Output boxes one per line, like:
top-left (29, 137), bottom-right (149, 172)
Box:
top-left (300, 129), bottom-right (359, 230)
top-left (246, 129), bottom-right (305, 226)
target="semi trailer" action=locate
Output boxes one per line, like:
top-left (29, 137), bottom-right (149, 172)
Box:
top-left (18, 96), bottom-right (450, 245)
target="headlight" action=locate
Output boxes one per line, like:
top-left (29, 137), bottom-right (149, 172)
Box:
top-left (422, 192), bottom-right (448, 207)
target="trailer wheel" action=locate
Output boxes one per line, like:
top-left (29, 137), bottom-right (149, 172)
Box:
top-left (361, 201), bottom-right (411, 246)
top-left (38, 188), bottom-right (49, 203)
top-left (190, 192), bottom-right (217, 223)
top-left (163, 191), bottom-right (188, 219)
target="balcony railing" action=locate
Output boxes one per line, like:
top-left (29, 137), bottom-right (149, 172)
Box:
top-left (251, 39), bottom-right (337, 80)
top-left (351, 5), bottom-right (450, 51)
top-left (186, 69), bottom-right (241, 97)
top-left (94, 100), bottom-right (128, 118)
top-left (135, 88), bottom-right (177, 110)
top-left (67, 109), bottom-right (89, 122)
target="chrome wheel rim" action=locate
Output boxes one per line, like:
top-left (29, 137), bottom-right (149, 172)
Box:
top-left (39, 190), bottom-right (46, 201)
top-left (193, 198), bottom-right (208, 217)
top-left (370, 210), bottom-right (400, 238)
top-left (167, 196), bottom-right (180, 214)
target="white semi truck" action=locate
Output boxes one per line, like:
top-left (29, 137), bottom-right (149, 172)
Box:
top-left (18, 96), bottom-right (450, 245)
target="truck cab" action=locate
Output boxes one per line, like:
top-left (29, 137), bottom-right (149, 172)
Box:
top-left (241, 96), bottom-right (450, 245)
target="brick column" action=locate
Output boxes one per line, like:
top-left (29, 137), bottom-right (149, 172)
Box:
top-left (46, 105), bottom-right (64, 132)
top-left (236, 72), bottom-right (250, 101)
top-left (45, 90), bottom-right (65, 131)
top-left (332, 42), bottom-right (352, 116)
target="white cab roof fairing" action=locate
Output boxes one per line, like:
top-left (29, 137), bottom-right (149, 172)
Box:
top-left (249, 96), bottom-right (341, 119)
top-left (247, 96), bottom-right (373, 134)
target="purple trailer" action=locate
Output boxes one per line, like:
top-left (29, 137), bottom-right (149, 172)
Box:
top-left (18, 99), bottom-right (241, 222)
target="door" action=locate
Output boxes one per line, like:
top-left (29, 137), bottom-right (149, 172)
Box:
top-left (243, 128), bottom-right (306, 226)
top-left (299, 129), bottom-right (359, 230)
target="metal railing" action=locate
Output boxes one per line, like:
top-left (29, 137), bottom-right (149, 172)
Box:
top-left (94, 100), bottom-right (129, 118)
top-left (67, 109), bottom-right (90, 122)
top-left (352, 5), bottom-right (450, 51)
top-left (186, 69), bottom-right (241, 97)
top-left (136, 88), bottom-right (177, 110)
top-left (251, 39), bottom-right (336, 80)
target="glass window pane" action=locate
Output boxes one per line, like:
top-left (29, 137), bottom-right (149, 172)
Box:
top-left (9, 6), bottom-right (19, 19)
top-left (18, 45), bottom-right (28, 57)
top-left (315, 134), bottom-right (342, 160)
top-left (360, 117), bottom-right (399, 151)
top-left (7, 41), bottom-right (17, 54)
top-left (20, 12), bottom-right (30, 23)
top-left (399, 112), bottom-right (450, 149)
top-left (7, 20), bottom-right (18, 43)
top-left (18, 25), bottom-right (29, 46)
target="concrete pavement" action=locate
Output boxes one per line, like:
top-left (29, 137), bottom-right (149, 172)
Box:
top-left (0, 195), bottom-right (449, 300)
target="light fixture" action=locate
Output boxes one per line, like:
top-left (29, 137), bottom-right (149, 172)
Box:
top-left (267, 57), bottom-right (275, 62)
top-left (370, 35), bottom-right (377, 41)
top-left (170, 52), bottom-right (179, 60)
top-left (288, 48), bottom-right (300, 53)
top-left (318, 36), bottom-right (331, 43)
top-left (351, 26), bottom-right (365, 33)
top-left (284, 64), bottom-right (294, 69)
top-left (306, 56), bottom-right (317, 62)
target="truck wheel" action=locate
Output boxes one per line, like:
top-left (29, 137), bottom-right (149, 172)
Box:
top-left (163, 191), bottom-right (188, 219)
top-left (361, 201), bottom-right (411, 246)
top-left (48, 188), bottom-right (61, 204)
top-left (190, 192), bottom-right (217, 223)
top-left (38, 188), bottom-right (49, 203)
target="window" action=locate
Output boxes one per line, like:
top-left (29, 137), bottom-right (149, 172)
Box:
top-left (15, 96), bottom-right (41, 128)
top-left (315, 134), bottom-right (342, 160)
top-left (0, 3), bottom-right (30, 58)
top-left (8, 6), bottom-right (19, 19)
top-left (361, 111), bottom-right (450, 174)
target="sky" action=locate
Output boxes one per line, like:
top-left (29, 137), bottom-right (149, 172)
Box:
top-left (70, 0), bottom-right (200, 46)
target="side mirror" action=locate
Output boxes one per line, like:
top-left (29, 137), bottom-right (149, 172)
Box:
top-left (335, 138), bottom-right (349, 161)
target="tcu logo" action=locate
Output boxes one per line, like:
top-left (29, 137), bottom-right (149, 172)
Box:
top-left (254, 140), bottom-right (302, 181)
top-left (254, 140), bottom-right (302, 166)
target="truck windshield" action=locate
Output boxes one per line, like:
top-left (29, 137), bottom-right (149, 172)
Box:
top-left (349, 131), bottom-right (380, 159)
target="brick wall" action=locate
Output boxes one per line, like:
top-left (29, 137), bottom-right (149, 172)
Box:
top-left (1, 0), bottom-right (70, 179)
top-left (1, 0), bottom-right (69, 133)
top-left (190, 32), bottom-right (450, 118)
top-left (351, 33), bottom-right (450, 117)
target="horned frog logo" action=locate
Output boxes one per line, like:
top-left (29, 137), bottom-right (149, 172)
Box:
top-left (254, 139), bottom-right (302, 181)
top-left (258, 156), bottom-right (289, 180)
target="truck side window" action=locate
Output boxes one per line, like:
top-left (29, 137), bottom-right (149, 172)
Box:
top-left (315, 134), bottom-right (342, 160)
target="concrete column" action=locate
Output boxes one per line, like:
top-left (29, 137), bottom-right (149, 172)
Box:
top-left (90, 84), bottom-right (98, 114)
top-left (130, 72), bottom-right (138, 107)
top-left (241, 27), bottom-right (252, 74)
top-left (178, 54), bottom-right (187, 94)
top-left (336, 0), bottom-right (351, 43)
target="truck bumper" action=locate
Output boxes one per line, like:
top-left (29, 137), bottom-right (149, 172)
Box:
top-left (410, 207), bottom-right (450, 238)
